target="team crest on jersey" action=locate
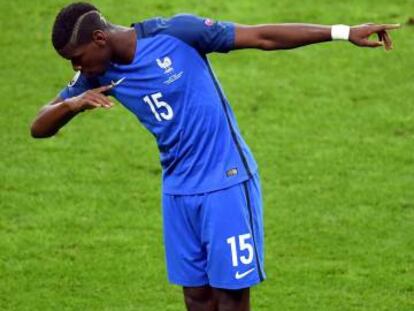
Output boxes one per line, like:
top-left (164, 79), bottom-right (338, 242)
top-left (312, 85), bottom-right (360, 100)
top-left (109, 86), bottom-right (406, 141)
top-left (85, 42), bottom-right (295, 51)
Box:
top-left (156, 56), bottom-right (184, 85)
top-left (157, 57), bottom-right (174, 74)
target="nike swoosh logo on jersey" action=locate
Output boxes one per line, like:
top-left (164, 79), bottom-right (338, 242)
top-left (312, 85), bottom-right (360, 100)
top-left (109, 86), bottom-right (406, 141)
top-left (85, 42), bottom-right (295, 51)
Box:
top-left (111, 77), bottom-right (126, 88)
top-left (235, 268), bottom-right (255, 280)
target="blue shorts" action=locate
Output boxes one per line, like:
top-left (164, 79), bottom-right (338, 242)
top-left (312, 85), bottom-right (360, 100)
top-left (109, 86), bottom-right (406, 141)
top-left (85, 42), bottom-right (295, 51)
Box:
top-left (162, 171), bottom-right (266, 289)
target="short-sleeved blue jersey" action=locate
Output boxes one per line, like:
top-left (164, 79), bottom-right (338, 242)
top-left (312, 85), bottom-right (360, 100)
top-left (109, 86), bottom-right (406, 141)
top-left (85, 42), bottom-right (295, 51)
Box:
top-left (59, 14), bottom-right (258, 195)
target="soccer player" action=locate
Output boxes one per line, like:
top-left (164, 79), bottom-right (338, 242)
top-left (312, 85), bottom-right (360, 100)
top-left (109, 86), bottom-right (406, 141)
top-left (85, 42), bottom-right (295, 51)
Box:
top-left (31, 2), bottom-right (399, 310)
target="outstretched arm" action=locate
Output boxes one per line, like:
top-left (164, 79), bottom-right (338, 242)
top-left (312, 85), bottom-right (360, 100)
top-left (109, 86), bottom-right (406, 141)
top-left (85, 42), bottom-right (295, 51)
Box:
top-left (234, 23), bottom-right (400, 51)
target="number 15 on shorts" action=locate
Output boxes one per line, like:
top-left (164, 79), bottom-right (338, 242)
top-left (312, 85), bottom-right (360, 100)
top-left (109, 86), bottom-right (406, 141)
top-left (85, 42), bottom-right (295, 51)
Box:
top-left (226, 233), bottom-right (254, 267)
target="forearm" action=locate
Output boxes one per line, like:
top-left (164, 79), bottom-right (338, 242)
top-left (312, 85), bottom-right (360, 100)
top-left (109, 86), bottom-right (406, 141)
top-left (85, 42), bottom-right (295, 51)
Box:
top-left (31, 99), bottom-right (80, 138)
top-left (235, 23), bottom-right (333, 50)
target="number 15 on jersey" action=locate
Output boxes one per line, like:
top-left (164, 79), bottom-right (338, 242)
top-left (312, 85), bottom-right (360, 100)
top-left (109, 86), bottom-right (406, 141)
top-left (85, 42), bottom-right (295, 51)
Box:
top-left (143, 92), bottom-right (174, 121)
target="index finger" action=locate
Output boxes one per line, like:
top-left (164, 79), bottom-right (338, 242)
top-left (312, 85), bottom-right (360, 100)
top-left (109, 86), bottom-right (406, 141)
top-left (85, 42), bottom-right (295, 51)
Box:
top-left (92, 84), bottom-right (113, 93)
top-left (375, 24), bottom-right (401, 32)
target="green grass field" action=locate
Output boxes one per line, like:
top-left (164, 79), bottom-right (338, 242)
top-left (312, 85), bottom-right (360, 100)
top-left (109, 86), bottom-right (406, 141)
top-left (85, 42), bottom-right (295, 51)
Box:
top-left (1, 0), bottom-right (413, 310)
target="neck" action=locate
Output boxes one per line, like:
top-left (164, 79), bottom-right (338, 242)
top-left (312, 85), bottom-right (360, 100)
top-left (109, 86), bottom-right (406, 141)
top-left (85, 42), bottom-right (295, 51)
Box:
top-left (108, 24), bottom-right (137, 65)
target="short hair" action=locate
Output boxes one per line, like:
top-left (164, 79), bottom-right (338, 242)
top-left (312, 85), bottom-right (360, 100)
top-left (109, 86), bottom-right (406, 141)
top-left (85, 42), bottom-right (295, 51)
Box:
top-left (52, 2), bottom-right (109, 52)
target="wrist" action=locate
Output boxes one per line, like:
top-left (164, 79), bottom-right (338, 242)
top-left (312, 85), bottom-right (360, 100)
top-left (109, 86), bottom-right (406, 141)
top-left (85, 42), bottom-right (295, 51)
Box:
top-left (331, 24), bottom-right (351, 41)
top-left (63, 98), bottom-right (83, 113)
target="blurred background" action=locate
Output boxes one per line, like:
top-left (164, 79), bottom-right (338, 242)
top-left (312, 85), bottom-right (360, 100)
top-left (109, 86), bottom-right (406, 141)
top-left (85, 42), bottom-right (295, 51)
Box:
top-left (0, 1), bottom-right (413, 310)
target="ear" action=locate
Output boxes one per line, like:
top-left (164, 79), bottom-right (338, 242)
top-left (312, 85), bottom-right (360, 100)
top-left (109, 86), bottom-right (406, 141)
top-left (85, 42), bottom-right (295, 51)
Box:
top-left (92, 30), bottom-right (107, 47)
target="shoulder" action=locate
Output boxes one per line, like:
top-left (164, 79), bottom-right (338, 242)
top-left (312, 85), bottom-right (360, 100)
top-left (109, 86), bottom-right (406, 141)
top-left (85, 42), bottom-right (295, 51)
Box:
top-left (69, 72), bottom-right (100, 89)
top-left (59, 71), bottom-right (100, 100)
top-left (131, 14), bottom-right (235, 53)
top-left (133, 13), bottom-right (231, 39)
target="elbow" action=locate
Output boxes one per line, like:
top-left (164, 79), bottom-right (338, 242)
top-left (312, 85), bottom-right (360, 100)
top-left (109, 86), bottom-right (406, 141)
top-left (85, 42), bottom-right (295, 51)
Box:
top-left (256, 34), bottom-right (293, 50)
top-left (30, 125), bottom-right (46, 139)
top-left (259, 42), bottom-right (276, 51)
top-left (30, 122), bottom-right (54, 139)
top-left (258, 39), bottom-right (291, 51)
top-left (257, 38), bottom-right (280, 51)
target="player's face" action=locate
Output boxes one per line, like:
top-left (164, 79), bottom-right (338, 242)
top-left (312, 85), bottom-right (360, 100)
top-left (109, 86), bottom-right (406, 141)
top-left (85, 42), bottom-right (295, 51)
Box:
top-left (59, 32), bottom-right (112, 78)
top-left (69, 43), bottom-right (111, 78)
top-left (68, 42), bottom-right (111, 78)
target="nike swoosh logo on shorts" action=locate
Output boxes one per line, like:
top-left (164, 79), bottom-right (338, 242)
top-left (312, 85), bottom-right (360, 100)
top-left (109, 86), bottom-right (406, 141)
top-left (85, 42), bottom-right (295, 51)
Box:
top-left (235, 268), bottom-right (255, 280)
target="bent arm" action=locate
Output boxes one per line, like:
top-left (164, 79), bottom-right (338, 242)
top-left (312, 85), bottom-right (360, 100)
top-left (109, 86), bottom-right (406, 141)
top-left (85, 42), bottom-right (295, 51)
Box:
top-left (30, 84), bottom-right (114, 139)
top-left (30, 97), bottom-right (81, 139)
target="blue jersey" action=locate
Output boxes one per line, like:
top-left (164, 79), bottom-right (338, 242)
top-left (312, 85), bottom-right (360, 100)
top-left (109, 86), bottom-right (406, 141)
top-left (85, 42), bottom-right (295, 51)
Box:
top-left (59, 14), bottom-right (258, 195)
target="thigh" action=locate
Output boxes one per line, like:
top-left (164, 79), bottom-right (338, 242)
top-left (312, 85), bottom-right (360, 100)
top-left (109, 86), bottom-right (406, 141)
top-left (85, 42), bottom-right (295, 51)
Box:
top-left (162, 193), bottom-right (209, 286)
top-left (183, 285), bottom-right (216, 311)
top-left (213, 287), bottom-right (250, 311)
top-left (201, 171), bottom-right (266, 289)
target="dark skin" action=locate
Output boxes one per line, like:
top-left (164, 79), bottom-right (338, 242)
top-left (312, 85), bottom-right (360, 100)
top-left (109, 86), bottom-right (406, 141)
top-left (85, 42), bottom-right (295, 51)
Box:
top-left (31, 20), bottom-right (399, 311)
top-left (183, 286), bottom-right (250, 311)
top-left (30, 22), bottom-right (399, 138)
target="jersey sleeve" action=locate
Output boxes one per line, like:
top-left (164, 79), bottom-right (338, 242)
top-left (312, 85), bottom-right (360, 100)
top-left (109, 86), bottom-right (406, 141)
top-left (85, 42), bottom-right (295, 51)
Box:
top-left (58, 71), bottom-right (97, 100)
top-left (144, 14), bottom-right (236, 54)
